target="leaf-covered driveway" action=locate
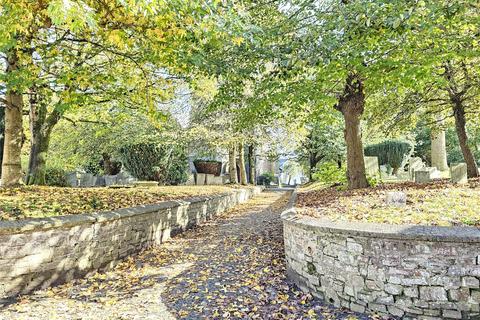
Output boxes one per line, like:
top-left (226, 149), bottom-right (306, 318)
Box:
top-left (0, 191), bottom-right (377, 320)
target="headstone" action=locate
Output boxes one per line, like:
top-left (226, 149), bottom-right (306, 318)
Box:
top-left (79, 173), bottom-right (96, 187)
top-left (185, 174), bottom-right (195, 185)
top-left (428, 167), bottom-right (442, 179)
top-left (211, 176), bottom-right (224, 185)
top-left (222, 175), bottom-right (230, 184)
top-left (364, 156), bottom-right (380, 178)
top-left (104, 175), bottom-right (118, 186)
top-left (95, 175), bottom-right (106, 187)
top-left (205, 174), bottom-right (216, 185)
top-left (66, 172), bottom-right (79, 187)
top-left (409, 157), bottom-right (425, 179)
top-left (195, 173), bottom-right (206, 185)
top-left (450, 163), bottom-right (468, 184)
top-left (116, 172), bottom-right (130, 185)
top-left (396, 171), bottom-right (410, 180)
top-left (386, 191), bottom-right (407, 207)
top-left (134, 181), bottom-right (158, 187)
top-left (414, 168), bottom-right (434, 183)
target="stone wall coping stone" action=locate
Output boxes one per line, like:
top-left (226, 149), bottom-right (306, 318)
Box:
top-left (0, 188), bottom-right (260, 236)
top-left (282, 190), bottom-right (480, 243)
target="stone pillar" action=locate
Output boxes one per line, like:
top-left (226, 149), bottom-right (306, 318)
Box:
top-left (431, 130), bottom-right (449, 171)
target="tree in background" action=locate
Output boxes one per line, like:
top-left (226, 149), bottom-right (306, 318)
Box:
top-left (364, 1), bottom-right (480, 177)
top-left (0, 107), bottom-right (4, 176)
top-left (220, 1), bottom-right (467, 189)
top-left (0, 0), bottom-right (245, 186)
top-left (296, 119), bottom-right (346, 180)
top-left (46, 105), bottom-right (187, 184)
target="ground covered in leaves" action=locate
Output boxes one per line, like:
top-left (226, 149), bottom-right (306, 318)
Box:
top-left (297, 179), bottom-right (480, 227)
top-left (0, 185), bottom-right (252, 220)
top-left (0, 191), bottom-right (379, 320)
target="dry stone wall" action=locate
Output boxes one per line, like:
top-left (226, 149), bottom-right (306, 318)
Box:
top-left (282, 195), bottom-right (480, 319)
top-left (0, 187), bottom-right (262, 299)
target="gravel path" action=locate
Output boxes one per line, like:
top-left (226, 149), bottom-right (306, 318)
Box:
top-left (0, 191), bottom-right (378, 320)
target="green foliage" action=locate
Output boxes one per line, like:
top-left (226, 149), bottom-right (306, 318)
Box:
top-left (83, 158), bottom-right (103, 176)
top-left (312, 162), bottom-right (347, 186)
top-left (119, 142), bottom-right (188, 185)
top-left (366, 175), bottom-right (381, 188)
top-left (365, 140), bottom-right (413, 172)
top-left (45, 167), bottom-right (69, 187)
top-left (413, 124), bottom-right (480, 165)
top-left (296, 119), bottom-right (346, 176)
top-left (257, 173), bottom-right (274, 186)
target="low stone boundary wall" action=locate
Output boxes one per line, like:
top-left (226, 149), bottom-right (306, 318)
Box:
top-left (0, 187), bottom-right (263, 299)
top-left (282, 192), bottom-right (480, 319)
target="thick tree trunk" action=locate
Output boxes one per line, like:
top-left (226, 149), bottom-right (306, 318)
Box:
top-left (26, 130), bottom-right (51, 185)
top-left (452, 101), bottom-right (478, 178)
top-left (0, 107), bottom-right (5, 177)
top-left (238, 143), bottom-right (247, 185)
top-left (334, 74), bottom-right (369, 189)
top-left (27, 91), bottom-right (60, 185)
top-left (2, 50), bottom-right (24, 187)
top-left (431, 129), bottom-right (449, 171)
top-left (228, 145), bottom-right (238, 184)
top-left (248, 145), bottom-right (256, 185)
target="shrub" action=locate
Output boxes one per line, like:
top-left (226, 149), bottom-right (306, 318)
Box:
top-left (83, 155), bottom-right (122, 176)
top-left (45, 167), bottom-right (69, 187)
top-left (119, 142), bottom-right (188, 185)
top-left (364, 140), bottom-right (413, 174)
top-left (312, 161), bottom-right (347, 186)
top-left (367, 174), bottom-right (381, 188)
top-left (83, 158), bottom-right (103, 176)
top-left (258, 172), bottom-right (275, 186)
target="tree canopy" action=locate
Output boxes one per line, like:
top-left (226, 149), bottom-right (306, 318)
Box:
top-left (0, 0), bottom-right (479, 189)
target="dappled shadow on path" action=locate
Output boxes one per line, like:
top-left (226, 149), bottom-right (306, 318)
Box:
top-left (0, 191), bottom-right (379, 320)
top-left (158, 191), bottom-right (377, 319)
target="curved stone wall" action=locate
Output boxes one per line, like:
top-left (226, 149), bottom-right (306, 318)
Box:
top-left (282, 195), bottom-right (480, 319)
top-left (0, 187), bottom-right (262, 299)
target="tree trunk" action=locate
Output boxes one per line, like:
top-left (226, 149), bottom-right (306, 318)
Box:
top-left (26, 129), bottom-right (51, 185)
top-left (238, 143), bottom-right (247, 185)
top-left (26, 90), bottom-right (60, 185)
top-left (452, 101), bottom-right (478, 178)
top-left (431, 129), bottom-right (449, 171)
top-left (0, 107), bottom-right (5, 177)
top-left (248, 145), bottom-right (256, 185)
top-left (334, 74), bottom-right (369, 189)
top-left (309, 153), bottom-right (316, 181)
top-left (2, 50), bottom-right (24, 187)
top-left (228, 145), bottom-right (238, 184)
top-left (102, 153), bottom-right (113, 174)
